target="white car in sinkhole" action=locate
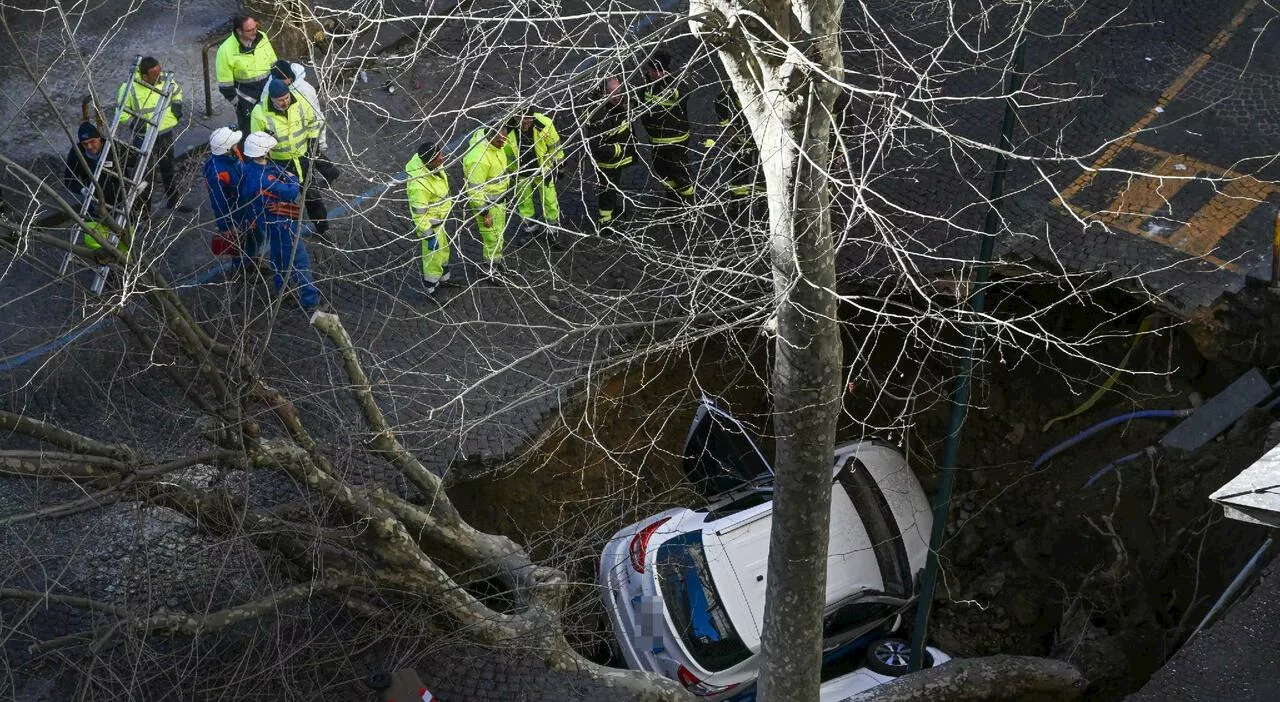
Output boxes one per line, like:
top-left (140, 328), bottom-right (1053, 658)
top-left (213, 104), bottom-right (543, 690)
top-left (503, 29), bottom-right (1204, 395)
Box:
top-left (598, 399), bottom-right (935, 700)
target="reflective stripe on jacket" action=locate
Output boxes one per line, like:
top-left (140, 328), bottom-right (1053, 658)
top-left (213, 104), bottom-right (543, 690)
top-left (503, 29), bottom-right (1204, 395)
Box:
top-left (239, 159), bottom-right (301, 230)
top-left (249, 96), bottom-right (319, 161)
top-left (258, 63), bottom-right (327, 152)
top-left (462, 129), bottom-right (510, 210)
top-left (641, 74), bottom-right (690, 145)
top-left (714, 87), bottom-right (755, 151)
top-left (117, 76), bottom-right (183, 133)
top-left (215, 32), bottom-right (278, 105)
top-left (405, 153), bottom-right (452, 234)
top-left (503, 113), bottom-right (565, 176)
top-left (586, 95), bottom-right (634, 169)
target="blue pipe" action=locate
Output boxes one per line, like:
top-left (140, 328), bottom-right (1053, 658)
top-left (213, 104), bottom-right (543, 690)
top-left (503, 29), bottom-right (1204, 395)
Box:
top-left (1081, 449), bottom-right (1148, 489)
top-left (1031, 409), bottom-right (1190, 471)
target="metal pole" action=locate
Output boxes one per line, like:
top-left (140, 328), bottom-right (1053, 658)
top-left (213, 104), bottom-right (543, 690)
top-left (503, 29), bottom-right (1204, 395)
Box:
top-left (202, 40), bottom-right (217, 118)
top-left (1188, 533), bottom-right (1274, 641)
top-left (908, 40), bottom-right (1027, 671)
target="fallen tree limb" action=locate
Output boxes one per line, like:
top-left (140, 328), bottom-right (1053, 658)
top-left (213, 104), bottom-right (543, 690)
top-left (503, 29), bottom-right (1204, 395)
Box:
top-left (0, 410), bottom-right (136, 462)
top-left (847, 655), bottom-right (1087, 702)
top-left (0, 453), bottom-right (124, 480)
top-left (1, 451), bottom-right (242, 525)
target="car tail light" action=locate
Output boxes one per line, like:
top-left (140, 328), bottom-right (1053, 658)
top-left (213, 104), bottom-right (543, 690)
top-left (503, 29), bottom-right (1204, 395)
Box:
top-left (628, 517), bottom-right (671, 573)
top-left (677, 664), bottom-right (738, 697)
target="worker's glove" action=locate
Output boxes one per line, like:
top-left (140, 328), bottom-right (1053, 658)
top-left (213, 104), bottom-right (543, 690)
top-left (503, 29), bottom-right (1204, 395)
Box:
top-left (171, 102), bottom-right (184, 121)
top-left (425, 235), bottom-right (439, 252)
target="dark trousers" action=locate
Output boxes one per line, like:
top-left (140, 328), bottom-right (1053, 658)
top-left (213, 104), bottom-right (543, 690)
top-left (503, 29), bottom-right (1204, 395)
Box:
top-left (275, 156), bottom-right (329, 235)
top-left (130, 130), bottom-right (177, 211)
top-left (597, 164), bottom-right (627, 224)
top-left (651, 142), bottom-right (693, 198)
top-left (153, 131), bottom-right (177, 204)
top-left (235, 97), bottom-right (256, 139)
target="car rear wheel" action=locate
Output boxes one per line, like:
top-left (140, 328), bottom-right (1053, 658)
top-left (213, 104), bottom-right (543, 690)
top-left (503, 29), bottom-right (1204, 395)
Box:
top-left (863, 637), bottom-right (933, 677)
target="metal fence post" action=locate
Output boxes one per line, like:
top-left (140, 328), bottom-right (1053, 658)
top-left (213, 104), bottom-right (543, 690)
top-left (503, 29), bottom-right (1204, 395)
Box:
top-left (907, 39), bottom-right (1028, 672)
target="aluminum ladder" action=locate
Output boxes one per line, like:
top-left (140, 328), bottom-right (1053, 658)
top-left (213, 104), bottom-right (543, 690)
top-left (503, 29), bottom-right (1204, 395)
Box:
top-left (60, 55), bottom-right (179, 294)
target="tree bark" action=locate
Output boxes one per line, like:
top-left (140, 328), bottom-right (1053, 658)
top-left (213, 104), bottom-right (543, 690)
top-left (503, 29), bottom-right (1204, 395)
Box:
top-left (692, 0), bottom-right (845, 697)
top-left (759, 73), bottom-right (843, 702)
top-left (844, 656), bottom-right (1087, 702)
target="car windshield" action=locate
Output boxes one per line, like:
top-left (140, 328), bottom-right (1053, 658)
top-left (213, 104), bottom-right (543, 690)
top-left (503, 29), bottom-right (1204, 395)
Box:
top-left (655, 532), bottom-right (753, 672)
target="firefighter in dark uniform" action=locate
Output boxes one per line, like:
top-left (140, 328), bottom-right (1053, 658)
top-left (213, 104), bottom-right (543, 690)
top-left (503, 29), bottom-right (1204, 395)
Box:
top-left (638, 50), bottom-right (694, 202)
top-left (585, 75), bottom-right (637, 228)
top-left (713, 85), bottom-right (762, 221)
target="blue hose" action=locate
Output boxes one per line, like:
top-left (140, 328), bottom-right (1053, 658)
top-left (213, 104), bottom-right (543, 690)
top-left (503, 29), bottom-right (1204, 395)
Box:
top-left (1031, 409), bottom-right (1189, 471)
top-left (1081, 450), bottom-right (1148, 489)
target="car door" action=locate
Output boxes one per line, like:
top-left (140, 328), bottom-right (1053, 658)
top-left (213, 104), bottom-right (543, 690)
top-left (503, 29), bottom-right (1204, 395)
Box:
top-left (682, 398), bottom-right (774, 497)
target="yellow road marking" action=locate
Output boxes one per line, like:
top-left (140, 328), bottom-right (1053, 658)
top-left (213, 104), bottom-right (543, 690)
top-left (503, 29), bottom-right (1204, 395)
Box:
top-left (1168, 176), bottom-right (1273, 256)
top-left (1095, 155), bottom-right (1194, 231)
top-left (1055, 0), bottom-right (1261, 204)
top-left (1060, 139), bottom-right (1275, 272)
top-left (1127, 142), bottom-right (1260, 179)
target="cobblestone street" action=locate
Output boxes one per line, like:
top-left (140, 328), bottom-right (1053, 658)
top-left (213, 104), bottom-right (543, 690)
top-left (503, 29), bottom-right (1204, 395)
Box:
top-left (5, 0), bottom-right (1280, 699)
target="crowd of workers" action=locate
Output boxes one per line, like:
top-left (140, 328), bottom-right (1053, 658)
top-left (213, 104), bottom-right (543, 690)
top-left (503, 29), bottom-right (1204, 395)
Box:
top-left (63, 13), bottom-right (760, 317)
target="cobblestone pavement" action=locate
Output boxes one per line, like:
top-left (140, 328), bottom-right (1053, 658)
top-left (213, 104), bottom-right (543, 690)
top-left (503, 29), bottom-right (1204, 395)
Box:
top-left (992, 0), bottom-right (1280, 312)
top-left (5, 0), bottom-right (1280, 699)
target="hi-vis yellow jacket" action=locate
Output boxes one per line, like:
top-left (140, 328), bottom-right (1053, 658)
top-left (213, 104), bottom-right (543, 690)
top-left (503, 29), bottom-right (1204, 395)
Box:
top-left (462, 128), bottom-right (510, 211)
top-left (406, 153), bottom-right (451, 234)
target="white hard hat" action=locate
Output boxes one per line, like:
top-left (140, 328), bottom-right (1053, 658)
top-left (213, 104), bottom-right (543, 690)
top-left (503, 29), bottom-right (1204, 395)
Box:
top-left (209, 126), bottom-right (242, 155)
top-left (242, 132), bottom-right (278, 159)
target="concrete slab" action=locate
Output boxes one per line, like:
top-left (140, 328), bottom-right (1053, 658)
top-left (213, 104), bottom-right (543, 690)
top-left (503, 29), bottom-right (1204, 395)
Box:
top-left (1161, 368), bottom-right (1271, 451)
top-left (1212, 440), bottom-right (1280, 528)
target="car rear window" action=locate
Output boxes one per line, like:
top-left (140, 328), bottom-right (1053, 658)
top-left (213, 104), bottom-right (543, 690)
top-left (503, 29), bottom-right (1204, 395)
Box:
top-left (705, 489), bottom-right (773, 522)
top-left (655, 532), bottom-right (753, 672)
top-left (836, 457), bottom-right (911, 597)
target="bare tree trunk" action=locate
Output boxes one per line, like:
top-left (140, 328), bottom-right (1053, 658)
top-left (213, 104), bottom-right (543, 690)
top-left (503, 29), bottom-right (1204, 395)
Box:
top-left (692, 0), bottom-right (844, 698)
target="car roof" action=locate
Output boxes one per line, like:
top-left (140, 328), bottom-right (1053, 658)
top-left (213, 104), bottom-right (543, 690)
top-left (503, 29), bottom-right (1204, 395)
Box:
top-left (700, 486), bottom-right (884, 652)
